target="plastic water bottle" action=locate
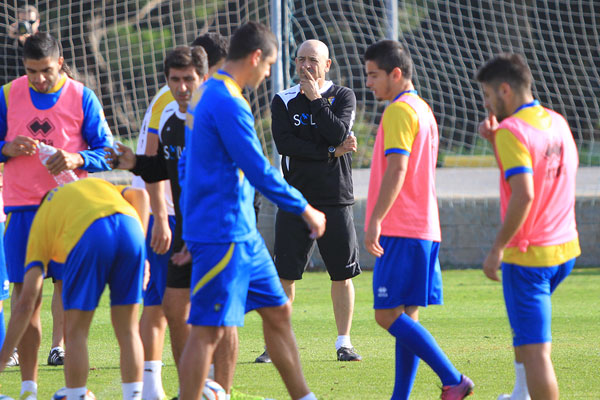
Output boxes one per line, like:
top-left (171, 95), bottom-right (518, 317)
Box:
top-left (37, 142), bottom-right (79, 185)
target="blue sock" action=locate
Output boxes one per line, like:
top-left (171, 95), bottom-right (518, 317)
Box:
top-left (388, 313), bottom-right (461, 386)
top-left (391, 337), bottom-right (420, 400)
top-left (0, 307), bottom-right (5, 349)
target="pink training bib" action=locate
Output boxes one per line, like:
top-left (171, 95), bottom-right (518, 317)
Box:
top-left (4, 76), bottom-right (88, 206)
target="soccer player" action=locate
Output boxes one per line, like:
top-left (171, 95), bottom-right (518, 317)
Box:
top-left (363, 40), bottom-right (474, 400)
top-left (476, 53), bottom-right (580, 400)
top-left (131, 33), bottom-right (229, 400)
top-left (0, 31), bottom-right (113, 399)
top-left (0, 177), bottom-right (149, 400)
top-left (177, 21), bottom-right (325, 400)
top-left (264, 39), bottom-right (361, 363)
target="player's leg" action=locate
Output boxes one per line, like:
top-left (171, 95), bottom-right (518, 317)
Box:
top-left (108, 213), bottom-right (147, 398)
top-left (374, 237), bottom-right (470, 396)
top-left (179, 325), bottom-right (224, 400)
top-left (514, 343), bottom-right (556, 400)
top-left (317, 205), bottom-right (361, 359)
top-left (49, 278), bottom-right (65, 365)
top-left (213, 326), bottom-right (238, 393)
top-left (262, 209), bottom-right (313, 364)
top-left (246, 236), bottom-right (315, 400)
top-left (501, 259), bottom-right (574, 400)
top-left (163, 235), bottom-right (193, 368)
top-left (63, 309), bottom-right (94, 388)
top-left (182, 240), bottom-right (246, 397)
top-left (112, 304), bottom-right (144, 393)
top-left (5, 211), bottom-right (37, 373)
top-left (141, 214), bottom-right (174, 400)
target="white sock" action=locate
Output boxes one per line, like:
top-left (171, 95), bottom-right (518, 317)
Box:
top-left (226, 395), bottom-right (231, 400)
top-left (143, 360), bottom-right (165, 398)
top-left (298, 393), bottom-right (317, 400)
top-left (511, 361), bottom-right (531, 400)
top-left (335, 335), bottom-right (351, 350)
top-left (65, 387), bottom-right (87, 400)
top-left (51, 346), bottom-right (63, 351)
top-left (122, 382), bottom-right (143, 400)
top-left (21, 380), bottom-right (37, 395)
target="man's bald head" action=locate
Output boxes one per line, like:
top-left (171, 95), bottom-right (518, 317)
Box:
top-left (298, 40), bottom-right (329, 61)
top-left (296, 39), bottom-right (332, 88)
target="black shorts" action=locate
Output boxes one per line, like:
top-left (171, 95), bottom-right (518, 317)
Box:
top-left (166, 260), bottom-right (192, 288)
top-left (166, 240), bottom-right (191, 289)
top-left (274, 205), bottom-right (360, 281)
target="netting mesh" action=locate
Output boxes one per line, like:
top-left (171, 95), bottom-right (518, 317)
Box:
top-left (1, 0), bottom-right (598, 167)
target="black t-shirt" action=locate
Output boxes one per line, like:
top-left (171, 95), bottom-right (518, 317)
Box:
top-left (271, 82), bottom-right (356, 206)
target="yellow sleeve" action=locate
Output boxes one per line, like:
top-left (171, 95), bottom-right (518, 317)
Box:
top-left (24, 210), bottom-right (51, 276)
top-left (495, 128), bottom-right (533, 180)
top-left (381, 101), bottom-right (419, 156)
top-left (148, 90), bottom-right (174, 135)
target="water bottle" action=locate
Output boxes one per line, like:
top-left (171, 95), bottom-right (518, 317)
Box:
top-left (37, 142), bottom-right (79, 185)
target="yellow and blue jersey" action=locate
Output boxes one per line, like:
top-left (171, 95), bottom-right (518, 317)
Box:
top-left (24, 178), bottom-right (142, 275)
top-left (381, 96), bottom-right (419, 156)
top-left (181, 70), bottom-right (307, 243)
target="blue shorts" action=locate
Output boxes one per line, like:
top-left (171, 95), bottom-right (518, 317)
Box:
top-left (187, 233), bottom-right (288, 327)
top-left (5, 209), bottom-right (37, 283)
top-left (373, 236), bottom-right (443, 309)
top-left (0, 222), bottom-right (8, 301)
top-left (502, 259), bottom-right (575, 346)
top-left (143, 215), bottom-right (176, 306)
top-left (60, 214), bottom-right (146, 311)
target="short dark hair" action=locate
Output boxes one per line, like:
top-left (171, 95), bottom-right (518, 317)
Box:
top-left (364, 40), bottom-right (413, 80)
top-left (227, 21), bottom-right (277, 61)
top-left (190, 32), bottom-right (228, 69)
top-left (23, 31), bottom-right (60, 60)
top-left (163, 46), bottom-right (208, 78)
top-left (475, 53), bottom-right (533, 92)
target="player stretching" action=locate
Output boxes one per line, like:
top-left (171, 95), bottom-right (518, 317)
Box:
top-left (363, 40), bottom-right (474, 400)
top-left (476, 53), bottom-right (580, 400)
top-left (178, 21), bottom-right (325, 400)
top-left (0, 178), bottom-right (149, 400)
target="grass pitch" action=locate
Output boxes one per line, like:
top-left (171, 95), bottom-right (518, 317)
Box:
top-left (1, 268), bottom-right (599, 399)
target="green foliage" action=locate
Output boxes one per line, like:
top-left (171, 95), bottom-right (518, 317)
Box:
top-left (102, 26), bottom-right (173, 82)
top-left (2, 269), bottom-right (599, 399)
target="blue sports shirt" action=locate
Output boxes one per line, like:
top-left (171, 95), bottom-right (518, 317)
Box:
top-left (181, 70), bottom-right (307, 243)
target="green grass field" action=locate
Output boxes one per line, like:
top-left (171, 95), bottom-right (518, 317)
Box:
top-left (1, 268), bottom-right (599, 399)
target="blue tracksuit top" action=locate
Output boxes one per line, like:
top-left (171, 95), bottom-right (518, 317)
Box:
top-left (181, 70), bottom-right (308, 243)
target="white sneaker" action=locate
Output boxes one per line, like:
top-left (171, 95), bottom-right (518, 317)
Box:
top-left (497, 395), bottom-right (511, 400)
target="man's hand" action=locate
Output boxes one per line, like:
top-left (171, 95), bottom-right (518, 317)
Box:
top-left (483, 247), bottom-right (503, 282)
top-left (45, 149), bottom-right (84, 175)
top-left (364, 219), bottom-right (384, 257)
top-left (171, 243), bottom-right (192, 266)
top-left (334, 135), bottom-right (357, 157)
top-left (150, 216), bottom-right (172, 255)
top-left (104, 142), bottom-right (136, 170)
top-left (301, 204), bottom-right (326, 239)
top-left (299, 66), bottom-right (321, 101)
top-left (1, 135), bottom-right (37, 157)
top-left (479, 114), bottom-right (499, 143)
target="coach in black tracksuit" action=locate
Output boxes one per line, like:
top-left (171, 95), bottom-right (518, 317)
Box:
top-left (260, 39), bottom-right (362, 363)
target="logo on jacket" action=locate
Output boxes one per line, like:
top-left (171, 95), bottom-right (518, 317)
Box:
top-left (28, 118), bottom-right (54, 137)
top-left (293, 113), bottom-right (316, 127)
